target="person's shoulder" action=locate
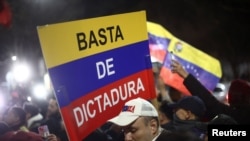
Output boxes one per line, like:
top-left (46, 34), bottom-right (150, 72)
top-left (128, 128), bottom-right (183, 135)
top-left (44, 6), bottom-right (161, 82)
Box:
top-left (157, 129), bottom-right (203, 141)
top-left (0, 131), bottom-right (16, 141)
top-left (12, 131), bottom-right (43, 141)
top-left (156, 128), bottom-right (172, 141)
top-left (161, 121), bottom-right (175, 131)
top-left (161, 128), bottom-right (172, 133)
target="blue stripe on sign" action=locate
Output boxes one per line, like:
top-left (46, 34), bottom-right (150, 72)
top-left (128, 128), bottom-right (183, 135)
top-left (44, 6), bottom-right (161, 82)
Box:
top-left (48, 40), bottom-right (152, 106)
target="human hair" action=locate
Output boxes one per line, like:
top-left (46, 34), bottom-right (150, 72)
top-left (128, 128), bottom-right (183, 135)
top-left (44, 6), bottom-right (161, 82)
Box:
top-left (9, 106), bottom-right (27, 130)
top-left (143, 116), bottom-right (159, 127)
top-left (159, 100), bottom-right (174, 120)
top-left (23, 102), bottom-right (39, 117)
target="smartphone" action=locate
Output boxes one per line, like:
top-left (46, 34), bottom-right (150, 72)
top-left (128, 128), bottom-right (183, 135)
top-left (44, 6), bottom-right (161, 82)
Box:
top-left (38, 125), bottom-right (50, 139)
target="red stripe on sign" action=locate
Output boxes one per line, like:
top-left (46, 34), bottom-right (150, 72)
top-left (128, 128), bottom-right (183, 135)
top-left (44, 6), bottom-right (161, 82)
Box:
top-left (60, 69), bottom-right (156, 140)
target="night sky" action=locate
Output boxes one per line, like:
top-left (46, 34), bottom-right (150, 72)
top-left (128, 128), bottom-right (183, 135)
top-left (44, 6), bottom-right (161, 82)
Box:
top-left (1, 0), bottom-right (250, 81)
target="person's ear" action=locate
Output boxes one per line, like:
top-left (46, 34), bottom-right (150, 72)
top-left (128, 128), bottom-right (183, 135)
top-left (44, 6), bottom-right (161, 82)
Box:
top-left (149, 118), bottom-right (158, 135)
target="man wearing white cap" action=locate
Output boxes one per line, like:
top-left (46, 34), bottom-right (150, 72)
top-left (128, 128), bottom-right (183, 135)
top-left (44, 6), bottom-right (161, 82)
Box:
top-left (108, 97), bottom-right (171, 141)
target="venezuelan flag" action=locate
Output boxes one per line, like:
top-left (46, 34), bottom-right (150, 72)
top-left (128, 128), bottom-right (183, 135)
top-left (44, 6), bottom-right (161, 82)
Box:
top-left (160, 37), bottom-right (222, 95)
top-left (147, 21), bottom-right (173, 63)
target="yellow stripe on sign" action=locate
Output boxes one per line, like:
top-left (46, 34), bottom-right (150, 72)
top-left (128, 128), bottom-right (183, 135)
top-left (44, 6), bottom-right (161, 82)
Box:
top-left (168, 37), bottom-right (222, 78)
top-left (147, 21), bottom-right (173, 39)
top-left (37, 11), bottom-right (147, 68)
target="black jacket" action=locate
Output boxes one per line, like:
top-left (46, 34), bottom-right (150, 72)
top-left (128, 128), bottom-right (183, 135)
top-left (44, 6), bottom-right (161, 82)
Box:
top-left (155, 129), bottom-right (172, 141)
top-left (156, 128), bottom-right (202, 141)
top-left (184, 74), bottom-right (250, 124)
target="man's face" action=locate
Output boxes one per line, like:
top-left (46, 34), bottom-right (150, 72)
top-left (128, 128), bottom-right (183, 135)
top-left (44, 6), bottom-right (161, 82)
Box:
top-left (175, 108), bottom-right (189, 120)
top-left (47, 99), bottom-right (59, 117)
top-left (123, 117), bottom-right (155, 141)
top-left (175, 108), bottom-right (196, 120)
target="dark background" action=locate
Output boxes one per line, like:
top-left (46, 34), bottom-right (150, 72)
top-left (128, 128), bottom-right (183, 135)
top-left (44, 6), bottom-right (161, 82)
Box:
top-left (1, 0), bottom-right (250, 82)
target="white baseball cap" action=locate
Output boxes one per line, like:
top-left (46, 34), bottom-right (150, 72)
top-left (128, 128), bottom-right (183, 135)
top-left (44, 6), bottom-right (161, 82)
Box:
top-left (108, 97), bottom-right (158, 126)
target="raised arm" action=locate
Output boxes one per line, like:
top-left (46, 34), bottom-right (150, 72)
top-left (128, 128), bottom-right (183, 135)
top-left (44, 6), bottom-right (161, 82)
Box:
top-left (170, 59), bottom-right (228, 119)
top-left (170, 60), bottom-right (188, 79)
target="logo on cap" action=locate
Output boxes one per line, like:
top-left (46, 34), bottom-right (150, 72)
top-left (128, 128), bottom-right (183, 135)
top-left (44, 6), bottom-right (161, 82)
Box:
top-left (122, 105), bottom-right (135, 113)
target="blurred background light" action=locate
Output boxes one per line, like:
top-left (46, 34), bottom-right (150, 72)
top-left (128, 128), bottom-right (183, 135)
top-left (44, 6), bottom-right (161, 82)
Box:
top-left (32, 83), bottom-right (48, 100)
top-left (27, 96), bottom-right (32, 102)
top-left (11, 56), bottom-right (17, 61)
top-left (12, 63), bottom-right (31, 83)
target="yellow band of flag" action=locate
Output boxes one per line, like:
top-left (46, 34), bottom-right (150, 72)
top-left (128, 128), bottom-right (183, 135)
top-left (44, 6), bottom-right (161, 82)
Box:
top-left (168, 37), bottom-right (222, 78)
top-left (147, 21), bottom-right (173, 39)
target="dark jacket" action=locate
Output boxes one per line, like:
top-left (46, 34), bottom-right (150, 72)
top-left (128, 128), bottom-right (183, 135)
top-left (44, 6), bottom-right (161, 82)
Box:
top-left (161, 120), bottom-right (175, 131)
top-left (42, 112), bottom-right (69, 141)
top-left (156, 128), bottom-right (202, 141)
top-left (155, 129), bottom-right (172, 141)
top-left (172, 114), bottom-right (207, 139)
top-left (183, 74), bottom-right (250, 124)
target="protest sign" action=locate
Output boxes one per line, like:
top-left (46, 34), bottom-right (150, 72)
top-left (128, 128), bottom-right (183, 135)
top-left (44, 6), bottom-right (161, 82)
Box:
top-left (37, 11), bottom-right (156, 140)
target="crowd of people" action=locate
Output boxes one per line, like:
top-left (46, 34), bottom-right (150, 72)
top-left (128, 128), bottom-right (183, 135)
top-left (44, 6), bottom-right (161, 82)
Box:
top-left (85, 59), bottom-right (250, 141)
top-left (1, 59), bottom-right (250, 141)
top-left (0, 95), bottom-right (69, 141)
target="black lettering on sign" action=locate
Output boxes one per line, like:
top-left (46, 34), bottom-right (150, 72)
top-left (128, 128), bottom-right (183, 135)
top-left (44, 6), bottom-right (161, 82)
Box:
top-left (76, 25), bottom-right (124, 51)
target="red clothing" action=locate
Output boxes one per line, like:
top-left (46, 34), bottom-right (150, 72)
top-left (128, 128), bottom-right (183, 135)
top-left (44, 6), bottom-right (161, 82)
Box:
top-left (0, 130), bottom-right (43, 141)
